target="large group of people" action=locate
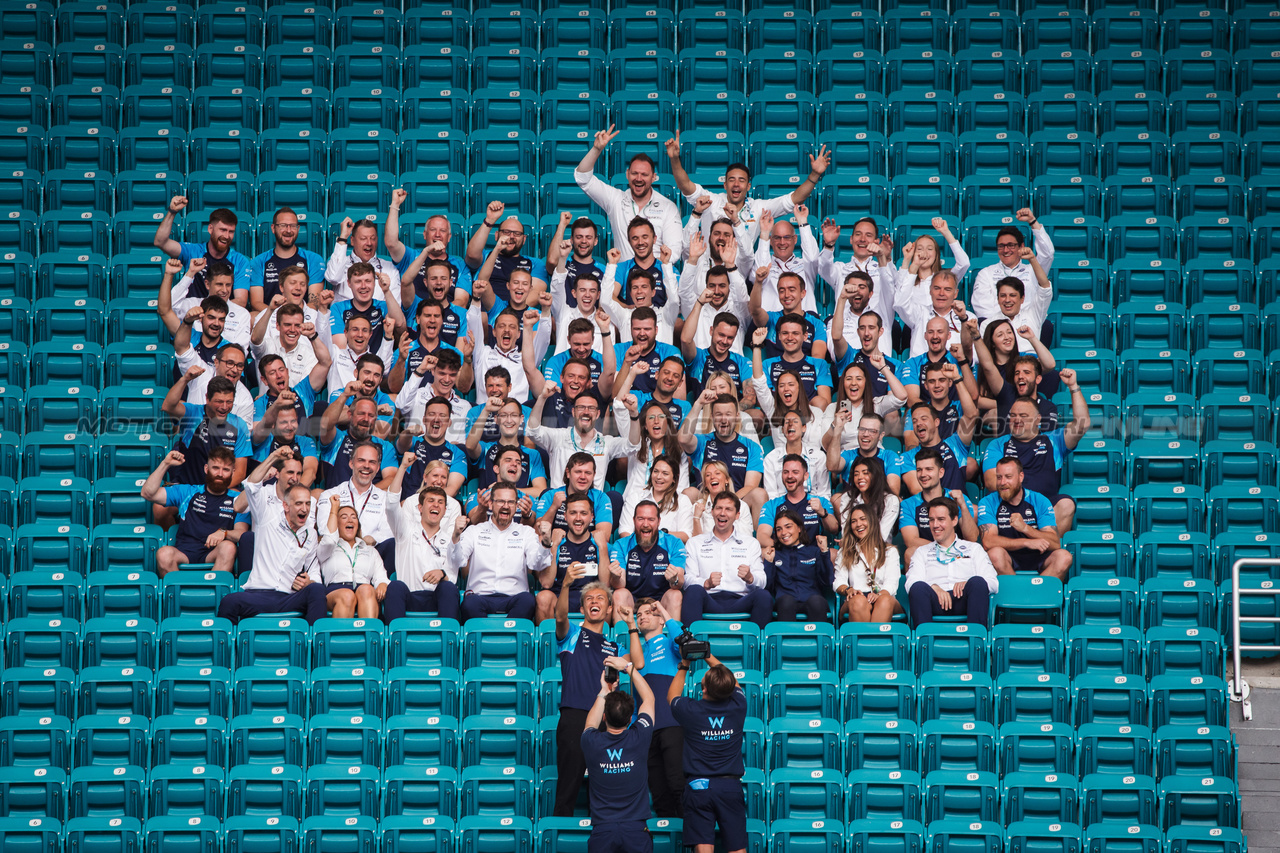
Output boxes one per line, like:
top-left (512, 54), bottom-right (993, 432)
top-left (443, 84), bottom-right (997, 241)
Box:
top-left (144, 129), bottom-right (1095, 852)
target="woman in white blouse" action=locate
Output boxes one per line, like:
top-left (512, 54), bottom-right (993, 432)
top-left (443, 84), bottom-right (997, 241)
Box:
top-left (615, 397), bottom-right (689, 503)
top-left (834, 505), bottom-right (903, 624)
top-left (823, 362), bottom-right (907, 452)
top-left (691, 460), bottom-right (756, 538)
top-left (318, 495), bottom-right (390, 619)
top-left (833, 457), bottom-right (899, 541)
top-left (618, 456), bottom-right (694, 542)
top-left (894, 219), bottom-right (971, 312)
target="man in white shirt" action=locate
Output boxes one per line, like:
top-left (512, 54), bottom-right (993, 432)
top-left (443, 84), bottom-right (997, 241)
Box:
top-left (216, 477), bottom-right (329, 625)
top-left (232, 445), bottom-right (315, 571)
top-left (977, 270), bottom-right (1053, 355)
top-left (896, 270), bottom-right (966, 358)
top-left (970, 210), bottom-right (1055, 321)
top-left (451, 481), bottom-right (552, 622)
top-left (818, 217), bottom-right (898, 319)
top-left (548, 243), bottom-right (611, 354)
top-left (249, 301), bottom-right (329, 388)
top-left (470, 308), bottom-right (534, 403)
top-left (527, 385), bottom-right (638, 491)
top-left (905, 496), bottom-right (999, 627)
top-left (752, 205), bottom-right (822, 313)
top-left (399, 349), bottom-right (472, 442)
top-left (681, 492), bottom-right (772, 629)
top-left (317, 441), bottom-right (398, 574)
top-left (162, 257), bottom-right (252, 347)
top-left (326, 217), bottom-right (401, 302)
top-left (680, 262), bottom-right (751, 358)
top-left (666, 130), bottom-right (829, 240)
top-left (575, 125), bottom-right (683, 258)
top-left (383, 449), bottom-right (460, 622)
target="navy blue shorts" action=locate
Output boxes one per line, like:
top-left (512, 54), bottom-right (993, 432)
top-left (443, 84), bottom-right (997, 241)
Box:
top-left (175, 545), bottom-right (214, 564)
top-left (681, 777), bottom-right (746, 850)
top-left (588, 822), bottom-right (651, 853)
top-left (1010, 548), bottom-right (1049, 574)
top-left (324, 582), bottom-right (365, 596)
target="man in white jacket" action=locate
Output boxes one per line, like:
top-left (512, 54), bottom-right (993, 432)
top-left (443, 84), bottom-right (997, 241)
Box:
top-left (905, 496), bottom-right (999, 628)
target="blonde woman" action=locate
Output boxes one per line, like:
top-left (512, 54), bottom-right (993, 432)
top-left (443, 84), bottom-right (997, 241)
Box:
top-left (691, 460), bottom-right (755, 538)
top-left (834, 505), bottom-right (902, 624)
top-left (319, 495), bottom-right (389, 619)
top-left (895, 218), bottom-right (970, 312)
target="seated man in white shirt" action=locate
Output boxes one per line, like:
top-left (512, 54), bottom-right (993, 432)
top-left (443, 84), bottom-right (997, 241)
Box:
top-left (317, 441), bottom-right (398, 575)
top-left (450, 481), bottom-right (553, 622)
top-left (978, 271), bottom-right (1053, 354)
top-left (681, 491), bottom-right (772, 629)
top-left (160, 257), bottom-right (252, 347)
top-left (905, 496), bottom-right (999, 627)
top-left (970, 212), bottom-right (1054, 321)
top-left (216, 479), bottom-right (328, 625)
top-left (383, 448), bottom-right (460, 622)
top-left (326, 216), bottom-right (401, 302)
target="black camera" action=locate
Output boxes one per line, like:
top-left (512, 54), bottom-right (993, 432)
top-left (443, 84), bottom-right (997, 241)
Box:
top-left (603, 664), bottom-right (619, 684)
top-left (675, 630), bottom-right (711, 662)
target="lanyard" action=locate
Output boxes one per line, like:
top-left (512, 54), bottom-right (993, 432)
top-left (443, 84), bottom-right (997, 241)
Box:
top-left (934, 540), bottom-right (964, 565)
top-left (571, 429), bottom-right (603, 455)
top-left (423, 530), bottom-right (442, 557)
top-left (347, 484), bottom-right (373, 517)
top-left (289, 526), bottom-right (310, 549)
top-left (340, 539), bottom-right (361, 571)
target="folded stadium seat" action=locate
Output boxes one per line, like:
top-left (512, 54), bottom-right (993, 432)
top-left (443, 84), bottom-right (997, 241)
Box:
top-left (454, 817), bottom-right (534, 853)
top-left (746, 47), bottom-right (814, 93)
top-left (765, 769), bottom-right (842, 823)
top-left (18, 476), bottom-right (92, 528)
top-left (192, 45), bottom-right (262, 93)
top-left (387, 770), bottom-right (459, 822)
top-left (118, 126), bottom-right (187, 172)
top-left (0, 2), bottom-right (53, 42)
top-left (156, 664), bottom-right (233, 717)
top-left (920, 720), bottom-right (996, 776)
top-left (675, 8), bottom-right (745, 52)
top-left (301, 815), bottom-right (379, 853)
top-left (472, 88), bottom-right (541, 134)
top-left (542, 8), bottom-right (607, 51)
top-left (1136, 533), bottom-right (1211, 584)
top-left (386, 618), bottom-right (460, 671)
top-left (1193, 348), bottom-right (1265, 396)
top-left (1093, 8), bottom-right (1161, 50)
top-left (749, 131), bottom-right (815, 181)
top-left (82, 617), bottom-right (156, 669)
top-left (1165, 49), bottom-right (1233, 96)
top-left (815, 49), bottom-right (884, 96)
top-left (157, 615), bottom-right (232, 669)
top-left (1175, 178), bottom-right (1246, 223)
top-left (1206, 441), bottom-right (1276, 492)
top-left (841, 670), bottom-right (916, 722)
top-left (399, 128), bottom-right (466, 176)
top-left (885, 49), bottom-right (952, 93)
top-left (460, 764), bottom-right (536, 819)
top-left (1024, 47), bottom-right (1092, 96)
top-left (260, 86), bottom-right (329, 132)
top-left (1002, 772), bottom-right (1079, 826)
top-left (403, 5), bottom-right (468, 49)
top-left (0, 168), bottom-right (40, 213)
top-left (1099, 129), bottom-right (1169, 179)
top-left (608, 51), bottom-right (677, 96)
top-left (104, 297), bottom-right (168, 346)
top-left (888, 130), bottom-right (955, 178)
top-left (1094, 48), bottom-right (1163, 95)
top-left (5, 616), bottom-right (80, 670)
top-left (0, 125), bottom-right (44, 173)
top-left (958, 132), bottom-right (1027, 180)
top-left (883, 8), bottom-right (950, 51)
top-left (915, 623), bottom-right (986, 674)
top-left (24, 380), bottom-right (97, 431)
top-left (819, 88), bottom-right (888, 135)
top-left (1185, 259), bottom-right (1254, 305)
top-left (115, 171), bottom-right (185, 214)
top-left (0, 714), bottom-right (71, 772)
top-left (1166, 827), bottom-right (1246, 853)
top-left (1, 666), bottom-right (76, 719)
top-left (848, 818), bottom-right (926, 853)
top-left (470, 128), bottom-right (538, 176)
top-left (1250, 177), bottom-right (1280, 220)
top-left (606, 8), bottom-right (675, 52)
top-left (923, 778), bottom-right (1000, 826)
top-left (763, 671), bottom-right (838, 721)
top-left (473, 8), bottom-right (539, 49)
top-left (53, 41), bottom-right (124, 90)
top-left (45, 125), bottom-right (116, 174)
top-left (919, 671), bottom-right (995, 726)
top-left (1236, 51), bottom-right (1280, 102)
top-left (458, 714), bottom-right (534, 771)
top-left (124, 44), bottom-right (195, 91)
top-left (334, 6), bottom-right (401, 48)
top-left (459, 618), bottom-right (535, 670)
top-left (765, 717), bottom-right (841, 772)
top-left (1071, 672), bottom-right (1148, 728)
top-left (1134, 483), bottom-right (1207, 538)
top-left (253, 171), bottom-right (324, 216)
top-left (0, 40), bottom-right (52, 90)
top-left (1211, 483), bottom-right (1280, 538)
top-left (13, 521), bottom-right (89, 576)
top-left (1159, 776), bottom-right (1239, 829)
top-left (1068, 625), bottom-right (1144, 677)
top-left (304, 713), bottom-right (381, 769)
top-left (1045, 300), bottom-right (1112, 351)
top-left (42, 172), bottom-right (114, 219)
top-left (676, 50), bottom-right (746, 96)
top-left (1152, 675), bottom-right (1229, 730)
top-left (886, 90), bottom-right (956, 135)
top-left (227, 765), bottom-right (304, 819)
top-left (1240, 89), bottom-right (1280, 135)
top-left (995, 671), bottom-right (1071, 725)
top-left (55, 1), bottom-right (121, 41)
top-left (229, 714), bottom-right (304, 774)
top-left (998, 721), bottom-right (1073, 778)
top-left (889, 177), bottom-right (960, 221)
top-left (265, 5), bottom-right (332, 47)
top-left (188, 127), bottom-right (257, 172)
top-left (958, 90), bottom-right (1026, 137)
top-left (0, 767), bottom-right (67, 819)
top-left (1188, 302), bottom-right (1260, 354)
top-left (328, 131), bottom-right (397, 175)
top-left (1162, 8), bottom-right (1230, 52)
top-left (541, 52), bottom-right (607, 97)
top-left (144, 816), bottom-right (222, 853)
top-left (1030, 177), bottom-right (1104, 220)
top-left (768, 819), bottom-right (847, 853)
top-left (470, 46), bottom-right (540, 91)
top-left (157, 572), bottom-right (233, 622)
top-left (400, 47), bottom-right (470, 93)
top-left (844, 719), bottom-right (917, 775)
top-left (262, 46), bottom-right (332, 92)
top-left (84, 571), bottom-right (158, 621)
top-left (839, 622), bottom-right (911, 674)
top-left (1147, 624), bottom-right (1223, 678)
top-left (1081, 774), bottom-right (1159, 828)
top-left (76, 666), bottom-right (153, 718)
top-left (1126, 438), bottom-right (1200, 488)
top-left (744, 8), bottom-right (811, 52)
top-left (1256, 215), bottom-right (1280, 263)
top-left (53, 86), bottom-right (123, 133)
top-left (673, 129), bottom-right (744, 177)
top-left (951, 9), bottom-right (1018, 50)
top-left (989, 625), bottom-right (1064, 677)
top-left (196, 2), bottom-right (263, 44)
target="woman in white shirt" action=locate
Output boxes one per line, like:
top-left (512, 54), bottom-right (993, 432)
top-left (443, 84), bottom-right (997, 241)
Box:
top-left (616, 398), bottom-right (689, 502)
top-left (824, 362), bottom-right (907, 452)
top-left (399, 460), bottom-right (463, 531)
top-left (691, 460), bottom-right (755, 538)
top-left (752, 368), bottom-right (825, 447)
top-left (893, 219), bottom-right (971, 313)
top-left (762, 410), bottom-right (831, 500)
top-left (833, 504), bottom-right (902, 624)
top-left (318, 495), bottom-right (390, 619)
top-left (833, 457), bottom-right (899, 541)
top-left (618, 456), bottom-right (694, 542)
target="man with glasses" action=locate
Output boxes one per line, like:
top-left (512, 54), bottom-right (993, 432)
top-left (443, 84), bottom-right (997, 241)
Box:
top-left (451, 481), bottom-right (551, 622)
top-left (465, 201), bottom-right (547, 303)
top-left (528, 385), bottom-right (638, 494)
top-left (576, 125), bottom-right (683, 259)
top-left (751, 206), bottom-right (821, 314)
top-left (247, 206), bottom-right (326, 314)
top-left (826, 411), bottom-right (902, 495)
top-left (172, 304), bottom-right (256, 426)
top-left (970, 208), bottom-right (1055, 322)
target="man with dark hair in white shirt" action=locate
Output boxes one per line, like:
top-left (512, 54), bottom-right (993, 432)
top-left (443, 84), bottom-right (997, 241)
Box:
top-left (450, 481), bottom-right (552, 622)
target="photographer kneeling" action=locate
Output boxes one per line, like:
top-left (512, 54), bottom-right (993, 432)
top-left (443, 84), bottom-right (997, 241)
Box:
top-left (667, 642), bottom-right (749, 853)
top-left (582, 655), bottom-right (657, 853)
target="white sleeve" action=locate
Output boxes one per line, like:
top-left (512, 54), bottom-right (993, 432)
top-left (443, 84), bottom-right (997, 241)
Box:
top-left (233, 387), bottom-right (255, 427)
top-left (948, 240), bottom-right (971, 281)
top-left (680, 213), bottom-right (702, 264)
top-left (659, 263), bottom-right (681, 326)
top-left (575, 169), bottom-right (616, 207)
top-left (172, 274), bottom-right (194, 304)
top-left (678, 261), bottom-right (702, 318)
top-left (880, 495), bottom-right (898, 541)
top-left (746, 541), bottom-right (766, 588)
top-left (674, 496), bottom-right (694, 538)
top-left (817, 249), bottom-right (843, 295)
top-left (727, 268), bottom-right (752, 322)
top-left (904, 546), bottom-right (929, 592)
top-left (832, 554), bottom-right (850, 593)
top-left (761, 191), bottom-right (796, 218)
top-left (682, 544), bottom-right (703, 588)
top-left (798, 225), bottom-right (820, 272)
top-left (880, 545), bottom-right (902, 597)
top-left (524, 532), bottom-right (551, 574)
top-left (324, 242), bottom-right (348, 287)
top-left (970, 267), bottom-right (998, 320)
top-left (1033, 226), bottom-right (1055, 273)
top-left (449, 524), bottom-right (477, 572)
top-left (969, 546), bottom-right (1000, 594)
top-left (753, 373), bottom-right (775, 421)
top-left (398, 369), bottom-right (424, 416)
top-left (659, 206), bottom-right (685, 260)
top-left (550, 268), bottom-right (569, 317)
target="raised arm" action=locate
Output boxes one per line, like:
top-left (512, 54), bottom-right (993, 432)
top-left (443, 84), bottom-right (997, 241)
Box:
top-left (141, 449), bottom-right (185, 505)
top-left (156, 257), bottom-right (188, 335)
top-left (163, 364), bottom-right (204, 420)
top-left (319, 384), bottom-right (355, 446)
top-left (385, 188), bottom-right (408, 264)
top-left (788, 144), bottom-right (830, 205)
top-left (575, 125), bottom-right (617, 182)
top-left (465, 201), bottom-right (505, 270)
top-left (1059, 368), bottom-right (1090, 449)
top-left (663, 129), bottom-right (697, 198)
top-left (152, 195), bottom-right (187, 258)
top-left (546, 210), bottom-right (571, 272)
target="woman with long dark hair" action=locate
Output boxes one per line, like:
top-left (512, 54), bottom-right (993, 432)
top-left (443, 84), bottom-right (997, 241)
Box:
top-left (766, 509), bottom-right (835, 623)
top-left (834, 505), bottom-right (902, 624)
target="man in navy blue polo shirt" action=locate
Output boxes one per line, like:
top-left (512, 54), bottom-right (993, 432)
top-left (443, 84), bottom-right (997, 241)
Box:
top-left (978, 456), bottom-right (1073, 581)
top-left (609, 500), bottom-right (688, 618)
top-left (142, 447), bottom-right (248, 576)
top-left (898, 403), bottom-right (974, 495)
top-left (758, 455), bottom-right (839, 552)
top-left (581, 648), bottom-right (657, 853)
top-left (667, 651), bottom-right (750, 853)
top-left (554, 565), bottom-right (619, 817)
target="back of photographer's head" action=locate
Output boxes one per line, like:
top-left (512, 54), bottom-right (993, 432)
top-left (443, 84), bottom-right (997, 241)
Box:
top-left (702, 664), bottom-right (738, 702)
top-left (603, 690), bottom-right (635, 730)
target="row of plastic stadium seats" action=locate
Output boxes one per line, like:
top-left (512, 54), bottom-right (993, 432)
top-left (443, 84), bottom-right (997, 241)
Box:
top-left (6, 40), bottom-right (1280, 99)
top-left (6, 84), bottom-right (1278, 140)
top-left (0, 816), bottom-right (1252, 853)
top-left (0, 754), bottom-right (1243, 825)
top-left (7, 4), bottom-right (1280, 55)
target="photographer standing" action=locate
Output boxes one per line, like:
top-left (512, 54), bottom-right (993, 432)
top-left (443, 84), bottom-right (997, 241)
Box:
top-left (581, 655), bottom-right (657, 853)
top-left (554, 563), bottom-right (619, 816)
top-left (667, 651), bottom-right (749, 853)
top-left (626, 598), bottom-right (686, 818)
